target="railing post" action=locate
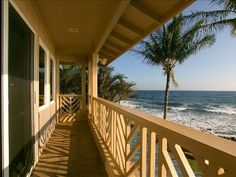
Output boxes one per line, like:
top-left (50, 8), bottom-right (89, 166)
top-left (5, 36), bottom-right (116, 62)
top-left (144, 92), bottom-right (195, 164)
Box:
top-left (79, 96), bottom-right (82, 111)
top-left (59, 95), bottom-right (61, 114)
top-left (111, 110), bottom-right (114, 153)
top-left (125, 120), bottom-right (131, 174)
top-left (113, 111), bottom-right (117, 160)
top-left (148, 131), bottom-right (156, 177)
top-left (158, 137), bottom-right (167, 177)
top-left (141, 127), bottom-right (147, 177)
top-left (69, 96), bottom-right (72, 114)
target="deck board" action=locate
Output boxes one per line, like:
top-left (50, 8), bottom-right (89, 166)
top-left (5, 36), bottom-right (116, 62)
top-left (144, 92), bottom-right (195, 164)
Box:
top-left (31, 114), bottom-right (108, 177)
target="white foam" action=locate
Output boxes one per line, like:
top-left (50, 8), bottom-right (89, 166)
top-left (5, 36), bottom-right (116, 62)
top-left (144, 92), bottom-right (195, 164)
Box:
top-left (205, 105), bottom-right (236, 115)
top-left (120, 100), bottom-right (236, 138)
top-left (169, 106), bottom-right (187, 111)
top-left (120, 100), bottom-right (139, 108)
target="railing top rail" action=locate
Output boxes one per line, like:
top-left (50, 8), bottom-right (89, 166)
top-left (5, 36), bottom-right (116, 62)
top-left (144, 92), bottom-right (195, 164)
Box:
top-left (92, 96), bottom-right (236, 158)
top-left (59, 94), bottom-right (82, 97)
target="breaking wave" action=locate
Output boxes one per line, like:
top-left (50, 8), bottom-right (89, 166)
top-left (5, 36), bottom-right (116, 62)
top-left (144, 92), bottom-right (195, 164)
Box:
top-left (205, 105), bottom-right (236, 115)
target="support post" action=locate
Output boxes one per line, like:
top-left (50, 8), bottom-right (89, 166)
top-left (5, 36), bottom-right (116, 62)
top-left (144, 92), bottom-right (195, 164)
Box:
top-left (88, 53), bottom-right (98, 116)
top-left (81, 63), bottom-right (86, 110)
top-left (91, 53), bottom-right (98, 98)
top-left (55, 56), bottom-right (60, 120)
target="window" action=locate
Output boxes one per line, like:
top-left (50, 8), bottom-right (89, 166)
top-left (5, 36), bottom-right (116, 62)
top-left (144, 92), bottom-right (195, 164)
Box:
top-left (9, 4), bottom-right (34, 175)
top-left (39, 47), bottom-right (45, 106)
top-left (50, 59), bottom-right (54, 101)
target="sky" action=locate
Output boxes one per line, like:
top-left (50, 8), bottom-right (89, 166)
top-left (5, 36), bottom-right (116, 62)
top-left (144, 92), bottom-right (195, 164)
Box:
top-left (110, 1), bottom-right (236, 91)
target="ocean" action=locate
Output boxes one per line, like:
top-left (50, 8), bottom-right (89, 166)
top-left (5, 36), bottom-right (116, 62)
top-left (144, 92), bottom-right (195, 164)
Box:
top-left (121, 90), bottom-right (236, 140)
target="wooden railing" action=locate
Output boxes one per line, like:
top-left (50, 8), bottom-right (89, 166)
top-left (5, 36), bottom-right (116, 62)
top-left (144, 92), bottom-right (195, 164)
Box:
top-left (59, 94), bottom-right (82, 114)
top-left (88, 96), bottom-right (236, 177)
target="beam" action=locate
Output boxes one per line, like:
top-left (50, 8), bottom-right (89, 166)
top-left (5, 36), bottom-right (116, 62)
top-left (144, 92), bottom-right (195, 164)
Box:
top-left (130, 1), bottom-right (161, 23)
top-left (99, 51), bottom-right (116, 60)
top-left (105, 40), bottom-right (125, 52)
top-left (101, 46), bottom-right (120, 56)
top-left (94, 0), bottom-right (131, 54)
top-left (118, 18), bottom-right (144, 36)
top-left (103, 44), bottom-right (121, 53)
top-left (110, 31), bottom-right (132, 44)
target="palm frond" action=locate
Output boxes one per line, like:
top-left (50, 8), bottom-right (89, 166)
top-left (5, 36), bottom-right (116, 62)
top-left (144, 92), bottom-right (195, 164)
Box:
top-left (179, 35), bottom-right (215, 64)
top-left (184, 10), bottom-right (233, 25)
top-left (211, 0), bottom-right (236, 11)
top-left (170, 70), bottom-right (178, 88)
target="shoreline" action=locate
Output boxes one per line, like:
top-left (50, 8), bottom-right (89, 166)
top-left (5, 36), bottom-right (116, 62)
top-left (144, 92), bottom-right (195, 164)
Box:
top-left (219, 135), bottom-right (236, 142)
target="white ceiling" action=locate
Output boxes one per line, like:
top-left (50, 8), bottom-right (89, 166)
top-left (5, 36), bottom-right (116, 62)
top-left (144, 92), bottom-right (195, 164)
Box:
top-left (34, 0), bottom-right (194, 63)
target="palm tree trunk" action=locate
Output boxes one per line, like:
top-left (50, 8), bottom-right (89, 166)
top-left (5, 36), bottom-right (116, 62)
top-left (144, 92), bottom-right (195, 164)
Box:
top-left (163, 72), bottom-right (170, 119)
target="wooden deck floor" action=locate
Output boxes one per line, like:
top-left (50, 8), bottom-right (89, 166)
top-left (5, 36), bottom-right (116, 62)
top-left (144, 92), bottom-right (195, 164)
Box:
top-left (31, 114), bottom-right (108, 177)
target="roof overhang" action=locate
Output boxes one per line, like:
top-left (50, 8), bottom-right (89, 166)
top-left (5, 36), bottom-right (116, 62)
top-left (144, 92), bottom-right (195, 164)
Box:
top-left (34, 0), bottom-right (194, 64)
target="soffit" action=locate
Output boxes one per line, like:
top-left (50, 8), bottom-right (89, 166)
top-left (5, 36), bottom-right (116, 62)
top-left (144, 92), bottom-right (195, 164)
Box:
top-left (34, 0), bottom-right (121, 60)
top-left (34, 0), bottom-right (194, 63)
top-left (100, 0), bottom-right (194, 64)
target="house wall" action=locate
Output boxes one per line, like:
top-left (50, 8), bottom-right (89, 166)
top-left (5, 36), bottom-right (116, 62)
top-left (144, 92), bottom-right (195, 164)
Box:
top-left (11, 0), bottom-right (58, 155)
top-left (1, 1), bottom-right (59, 176)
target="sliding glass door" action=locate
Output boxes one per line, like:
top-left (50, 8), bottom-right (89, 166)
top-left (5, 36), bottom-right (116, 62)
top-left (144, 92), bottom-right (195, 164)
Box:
top-left (8, 4), bottom-right (34, 176)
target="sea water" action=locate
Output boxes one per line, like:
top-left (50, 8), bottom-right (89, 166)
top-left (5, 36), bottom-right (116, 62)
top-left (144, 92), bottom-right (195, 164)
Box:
top-left (120, 91), bottom-right (236, 176)
top-left (121, 90), bottom-right (236, 139)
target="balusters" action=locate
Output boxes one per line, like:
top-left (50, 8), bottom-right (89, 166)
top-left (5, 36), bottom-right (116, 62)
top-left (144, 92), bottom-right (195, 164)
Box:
top-left (141, 127), bottom-right (147, 177)
top-left (58, 94), bottom-right (81, 114)
top-left (88, 97), bottom-right (236, 177)
top-left (148, 131), bottom-right (156, 177)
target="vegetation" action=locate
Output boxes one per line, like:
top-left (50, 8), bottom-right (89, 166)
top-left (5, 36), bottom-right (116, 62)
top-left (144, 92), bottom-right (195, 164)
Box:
top-left (60, 64), bottom-right (135, 102)
top-left (98, 66), bottom-right (135, 103)
top-left (133, 14), bottom-right (216, 119)
top-left (60, 65), bottom-right (82, 94)
top-left (185, 0), bottom-right (236, 36)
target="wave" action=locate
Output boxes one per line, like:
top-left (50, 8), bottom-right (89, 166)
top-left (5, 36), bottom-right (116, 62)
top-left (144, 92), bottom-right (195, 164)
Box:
top-left (169, 106), bottom-right (187, 111)
top-left (120, 99), bottom-right (236, 139)
top-left (205, 105), bottom-right (236, 115)
top-left (120, 100), bottom-right (141, 109)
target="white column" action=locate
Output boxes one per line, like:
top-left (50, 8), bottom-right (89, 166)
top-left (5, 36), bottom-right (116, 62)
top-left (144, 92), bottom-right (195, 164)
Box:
top-left (81, 63), bottom-right (86, 110)
top-left (88, 53), bottom-right (98, 116)
top-left (91, 53), bottom-right (98, 97)
top-left (1, 0), bottom-right (9, 176)
top-left (55, 56), bottom-right (60, 118)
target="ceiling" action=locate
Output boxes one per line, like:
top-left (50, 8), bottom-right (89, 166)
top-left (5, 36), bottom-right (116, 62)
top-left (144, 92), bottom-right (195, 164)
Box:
top-left (34, 0), bottom-right (194, 64)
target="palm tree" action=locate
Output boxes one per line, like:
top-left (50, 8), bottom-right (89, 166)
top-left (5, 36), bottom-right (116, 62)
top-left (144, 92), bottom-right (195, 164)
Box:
top-left (60, 65), bottom-right (135, 102)
top-left (60, 65), bottom-right (81, 94)
top-left (133, 14), bottom-right (215, 119)
top-left (98, 66), bottom-right (135, 102)
top-left (185, 0), bottom-right (236, 36)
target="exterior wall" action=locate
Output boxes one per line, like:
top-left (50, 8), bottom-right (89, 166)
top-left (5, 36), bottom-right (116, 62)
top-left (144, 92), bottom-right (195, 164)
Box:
top-left (38, 101), bottom-right (57, 155)
top-left (2, 1), bottom-right (58, 176)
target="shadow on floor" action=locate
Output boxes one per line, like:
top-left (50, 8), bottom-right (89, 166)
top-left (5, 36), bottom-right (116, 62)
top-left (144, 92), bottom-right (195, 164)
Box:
top-left (31, 114), bottom-right (108, 177)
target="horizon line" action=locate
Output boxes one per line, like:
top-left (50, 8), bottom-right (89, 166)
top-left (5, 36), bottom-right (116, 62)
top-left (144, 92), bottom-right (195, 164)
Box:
top-left (135, 89), bottom-right (236, 92)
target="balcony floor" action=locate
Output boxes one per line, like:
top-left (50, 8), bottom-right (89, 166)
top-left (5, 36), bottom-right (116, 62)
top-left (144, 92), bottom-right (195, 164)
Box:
top-left (31, 114), bottom-right (108, 177)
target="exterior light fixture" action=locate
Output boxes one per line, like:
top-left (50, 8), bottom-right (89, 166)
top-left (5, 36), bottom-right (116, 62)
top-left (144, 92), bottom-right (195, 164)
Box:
top-left (68, 27), bottom-right (79, 33)
top-left (98, 56), bottom-right (107, 65)
top-left (100, 58), bottom-right (107, 65)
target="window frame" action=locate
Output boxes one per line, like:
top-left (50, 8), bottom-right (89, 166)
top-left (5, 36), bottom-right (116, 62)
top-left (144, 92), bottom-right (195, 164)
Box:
top-left (38, 39), bottom-right (49, 108)
top-left (49, 56), bottom-right (56, 102)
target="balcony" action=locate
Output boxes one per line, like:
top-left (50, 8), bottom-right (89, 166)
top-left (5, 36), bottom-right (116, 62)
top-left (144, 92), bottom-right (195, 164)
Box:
top-left (30, 94), bottom-right (236, 177)
top-left (2, 0), bottom-right (236, 177)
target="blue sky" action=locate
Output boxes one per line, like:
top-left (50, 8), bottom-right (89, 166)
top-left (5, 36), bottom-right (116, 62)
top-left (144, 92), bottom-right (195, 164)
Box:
top-left (110, 1), bottom-right (236, 91)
